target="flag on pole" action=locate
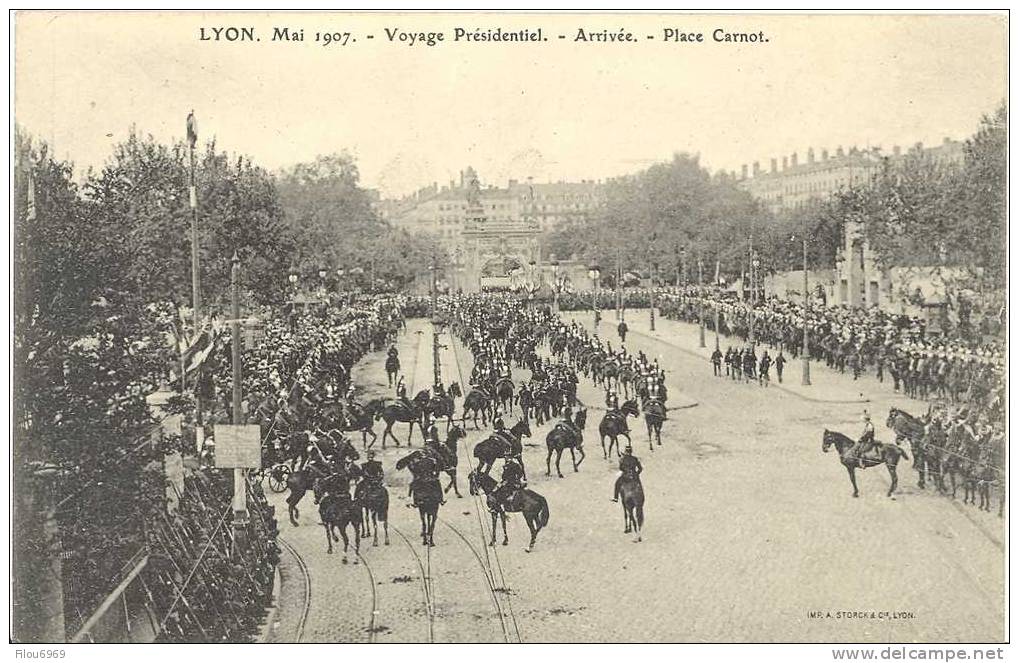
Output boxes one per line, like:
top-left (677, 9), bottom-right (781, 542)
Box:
top-left (26, 170), bottom-right (36, 221)
top-left (186, 111), bottom-right (198, 148)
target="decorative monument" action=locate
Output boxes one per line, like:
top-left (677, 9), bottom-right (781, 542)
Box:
top-left (456, 166), bottom-right (542, 292)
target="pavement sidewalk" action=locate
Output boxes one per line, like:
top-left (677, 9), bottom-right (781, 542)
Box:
top-left (564, 310), bottom-right (927, 408)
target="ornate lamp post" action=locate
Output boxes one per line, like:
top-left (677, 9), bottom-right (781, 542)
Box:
top-left (714, 275), bottom-right (724, 350)
top-left (800, 232), bottom-right (811, 386)
top-left (588, 264), bottom-right (601, 332)
top-left (551, 254), bottom-right (561, 313)
top-left (649, 261), bottom-right (657, 332)
top-left (697, 257), bottom-right (706, 348)
top-left (287, 267), bottom-right (299, 331)
top-left (750, 251), bottom-right (761, 347)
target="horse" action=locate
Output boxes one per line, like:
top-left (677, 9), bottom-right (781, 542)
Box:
top-left (315, 473), bottom-right (362, 562)
top-left (473, 418), bottom-right (532, 477)
top-left (285, 438), bottom-right (360, 526)
top-left (338, 399), bottom-right (384, 449)
top-left (599, 399), bottom-right (640, 459)
top-left (462, 384), bottom-right (494, 430)
top-left (495, 377), bottom-right (515, 415)
top-left (821, 429), bottom-right (909, 498)
top-left (601, 359), bottom-right (619, 391)
top-left (618, 364), bottom-right (636, 399)
top-left (468, 470), bottom-right (550, 552)
top-left (441, 425), bottom-right (468, 498)
top-left (358, 480), bottom-right (390, 546)
top-left (642, 398), bottom-right (667, 451)
top-left (385, 354), bottom-right (400, 388)
top-left (886, 408), bottom-right (927, 488)
top-left (545, 409), bottom-right (588, 478)
top-left (425, 382), bottom-right (462, 432)
top-left (617, 471), bottom-right (645, 543)
top-left (395, 451), bottom-right (443, 545)
top-left (377, 390), bottom-right (430, 447)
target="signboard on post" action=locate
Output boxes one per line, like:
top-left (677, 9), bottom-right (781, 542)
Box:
top-left (214, 424), bottom-right (261, 468)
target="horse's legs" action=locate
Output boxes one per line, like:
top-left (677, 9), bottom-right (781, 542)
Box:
top-left (407, 421), bottom-right (415, 445)
top-left (501, 513), bottom-right (509, 546)
top-left (601, 435), bottom-right (608, 460)
top-left (546, 448), bottom-right (554, 476)
top-left (419, 509), bottom-right (428, 544)
top-left (555, 449), bottom-right (565, 478)
top-left (323, 522), bottom-right (334, 554)
top-left (887, 465), bottom-right (898, 499)
top-left (576, 445), bottom-right (586, 468)
top-left (569, 447), bottom-right (578, 472)
top-left (622, 501), bottom-right (631, 533)
top-left (338, 525), bottom-right (350, 563)
top-left (846, 464), bottom-right (860, 497)
top-left (489, 510), bottom-right (498, 546)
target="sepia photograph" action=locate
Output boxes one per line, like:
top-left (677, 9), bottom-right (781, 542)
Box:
top-left (8, 8), bottom-right (1010, 654)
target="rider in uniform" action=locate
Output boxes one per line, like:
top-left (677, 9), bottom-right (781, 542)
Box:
top-left (606, 387), bottom-right (619, 411)
top-left (493, 456), bottom-right (527, 508)
top-left (354, 449), bottom-right (384, 504)
top-left (396, 375), bottom-right (412, 410)
top-left (612, 444), bottom-right (643, 502)
top-left (852, 411), bottom-right (878, 467)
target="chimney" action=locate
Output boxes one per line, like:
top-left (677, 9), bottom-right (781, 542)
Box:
top-left (914, 141), bottom-right (923, 151)
top-left (807, 148), bottom-right (815, 163)
top-left (782, 156), bottom-right (788, 170)
top-left (459, 170), bottom-right (464, 187)
top-left (752, 161), bottom-right (761, 176)
top-left (508, 179), bottom-right (518, 188)
top-left (944, 136), bottom-right (951, 144)
top-left (741, 164), bottom-right (749, 179)
top-left (770, 158), bottom-right (778, 173)
top-left (821, 148), bottom-right (829, 161)
top-left (450, 180), bottom-right (455, 189)
top-left (791, 152), bottom-right (799, 167)
top-left (836, 146), bottom-right (845, 157)
top-left (893, 145), bottom-right (901, 156)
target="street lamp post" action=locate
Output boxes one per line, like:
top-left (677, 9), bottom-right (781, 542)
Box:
top-left (750, 251), bottom-right (760, 346)
top-left (649, 262), bottom-right (656, 332)
top-left (698, 257), bottom-right (706, 348)
top-left (230, 252), bottom-right (248, 549)
top-left (588, 264), bottom-right (601, 332)
top-left (287, 268), bottom-right (299, 332)
top-left (551, 254), bottom-right (560, 313)
top-left (714, 277), bottom-right (723, 351)
top-left (615, 249), bottom-right (623, 321)
top-left (801, 232), bottom-right (812, 386)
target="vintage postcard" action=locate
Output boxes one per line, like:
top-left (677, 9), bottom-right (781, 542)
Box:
top-left (9, 9), bottom-right (1009, 656)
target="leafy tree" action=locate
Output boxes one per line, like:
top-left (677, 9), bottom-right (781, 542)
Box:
top-left (277, 153), bottom-right (442, 290)
top-left (84, 130), bottom-right (296, 313)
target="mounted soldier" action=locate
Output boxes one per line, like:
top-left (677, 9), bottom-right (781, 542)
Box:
top-left (353, 448), bottom-right (384, 504)
top-left (493, 456), bottom-right (527, 508)
top-left (612, 444), bottom-right (642, 502)
top-left (852, 411), bottom-right (879, 467)
top-left (395, 375), bottom-right (412, 409)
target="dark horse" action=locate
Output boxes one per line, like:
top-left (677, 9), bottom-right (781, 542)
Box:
top-left (545, 409), bottom-right (588, 478)
top-left (462, 384), bottom-right (494, 430)
top-left (377, 390), bottom-right (430, 448)
top-left (315, 473), bottom-right (361, 562)
top-left (600, 399), bottom-right (640, 459)
top-left (286, 437), bottom-right (360, 526)
top-left (395, 452), bottom-right (443, 545)
top-left (617, 471), bottom-right (645, 543)
top-left (886, 407), bottom-right (929, 488)
top-left (336, 399), bottom-right (384, 449)
top-left (642, 398), bottom-right (667, 451)
top-left (822, 429), bottom-right (909, 499)
top-left (468, 470), bottom-right (550, 552)
top-left (358, 480), bottom-right (390, 546)
top-left (495, 377), bottom-right (515, 415)
top-left (473, 418), bottom-right (532, 477)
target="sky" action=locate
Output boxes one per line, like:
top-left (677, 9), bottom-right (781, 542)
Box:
top-left (14, 11), bottom-right (1008, 198)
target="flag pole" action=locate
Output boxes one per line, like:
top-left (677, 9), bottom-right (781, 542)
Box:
top-left (187, 110), bottom-right (204, 454)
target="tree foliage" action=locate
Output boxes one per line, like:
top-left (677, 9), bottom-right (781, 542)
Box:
top-left (276, 153), bottom-right (443, 290)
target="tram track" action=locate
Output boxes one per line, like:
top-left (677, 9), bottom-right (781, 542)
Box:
top-left (444, 322), bottom-right (524, 643)
top-left (354, 549), bottom-right (380, 643)
top-left (390, 523), bottom-right (435, 643)
top-left (276, 536), bottom-right (311, 643)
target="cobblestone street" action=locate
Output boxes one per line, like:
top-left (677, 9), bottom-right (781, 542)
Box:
top-left (269, 317), bottom-right (1005, 643)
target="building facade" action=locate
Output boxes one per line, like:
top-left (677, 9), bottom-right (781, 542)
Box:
top-left (737, 137), bottom-right (966, 310)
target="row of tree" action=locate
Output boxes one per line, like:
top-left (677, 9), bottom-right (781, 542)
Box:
top-left (542, 103), bottom-right (1006, 291)
top-left (12, 125), bottom-right (439, 639)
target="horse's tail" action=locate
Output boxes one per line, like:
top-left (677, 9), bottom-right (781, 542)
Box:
top-left (535, 494), bottom-right (550, 529)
